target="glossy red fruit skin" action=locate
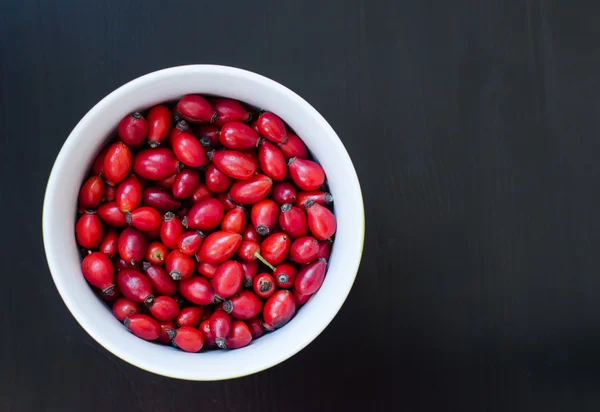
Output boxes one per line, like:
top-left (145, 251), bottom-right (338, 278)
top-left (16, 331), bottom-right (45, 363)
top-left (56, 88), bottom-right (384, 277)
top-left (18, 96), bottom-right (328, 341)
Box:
top-left (279, 204), bottom-right (309, 238)
top-left (191, 183), bottom-right (213, 203)
top-left (186, 198), bottom-right (224, 231)
top-left (242, 225), bottom-right (262, 243)
top-left (293, 287), bottom-right (311, 306)
top-left (219, 122), bottom-right (259, 149)
top-left (251, 199), bottom-right (279, 236)
top-left (160, 212), bottom-right (185, 249)
top-left (76, 213), bottom-right (104, 249)
top-left (177, 231), bottom-right (204, 255)
top-left (79, 176), bottom-right (104, 210)
top-left (295, 257), bottom-right (327, 295)
top-left (195, 124), bottom-right (221, 148)
top-left (224, 321), bottom-right (253, 349)
top-left (116, 269), bottom-right (154, 305)
top-left (104, 142), bottom-right (133, 185)
top-left (295, 190), bottom-right (334, 208)
top-left (112, 298), bottom-right (140, 322)
top-left (171, 326), bottom-right (204, 352)
top-left (114, 257), bottom-right (143, 272)
top-left (260, 233), bottom-right (290, 266)
top-left (197, 262), bottom-right (218, 278)
top-left (279, 132), bottom-right (309, 159)
top-left (213, 261), bottom-right (244, 299)
top-left (316, 240), bottom-right (332, 260)
top-left (237, 240), bottom-right (260, 262)
top-left (155, 174), bottom-right (177, 190)
top-left (172, 133), bottom-right (208, 168)
top-left (104, 184), bottom-right (116, 202)
top-left (147, 105), bottom-right (172, 147)
top-left (245, 317), bottom-right (265, 339)
top-left (148, 296), bottom-right (180, 321)
top-left (142, 187), bottom-right (181, 213)
top-left (97, 202), bottom-right (127, 228)
top-left (91, 145), bottom-right (109, 176)
top-left (118, 112), bottom-right (148, 147)
top-left (176, 94), bottom-right (216, 123)
top-left (218, 193), bottom-right (238, 211)
top-left (133, 148), bottom-right (179, 180)
top-left (211, 150), bottom-right (257, 180)
top-left (271, 182), bottom-right (297, 205)
top-left (99, 230), bottom-right (119, 258)
top-left (116, 175), bottom-right (142, 212)
top-left (213, 98), bottom-right (251, 126)
top-left (221, 207), bottom-right (246, 234)
top-left (82, 251), bottom-right (114, 293)
top-left (166, 249), bottom-right (196, 280)
top-left (124, 314), bottom-right (160, 341)
top-left (127, 206), bottom-right (162, 232)
top-left (209, 310), bottom-right (232, 348)
top-left (178, 276), bottom-right (217, 305)
top-left (205, 163), bottom-right (233, 193)
top-left (157, 321), bottom-right (176, 344)
top-left (288, 158), bottom-right (325, 191)
top-left (143, 263), bottom-right (176, 295)
top-left (274, 263), bottom-right (297, 289)
top-left (199, 320), bottom-right (217, 348)
top-left (263, 290), bottom-right (297, 330)
top-left (198, 231), bottom-right (243, 265)
top-left (258, 140), bottom-right (286, 181)
top-left (175, 306), bottom-right (204, 327)
top-left (229, 174), bottom-right (273, 204)
top-left (305, 201), bottom-right (337, 240)
top-left (145, 241), bottom-right (168, 266)
top-left (225, 289), bottom-right (264, 320)
top-left (256, 112), bottom-right (287, 144)
top-left (241, 260), bottom-right (259, 288)
top-left (172, 168), bottom-right (200, 199)
top-left (118, 227), bottom-right (147, 265)
top-left (253, 272), bottom-right (276, 299)
top-left (289, 236), bottom-right (319, 263)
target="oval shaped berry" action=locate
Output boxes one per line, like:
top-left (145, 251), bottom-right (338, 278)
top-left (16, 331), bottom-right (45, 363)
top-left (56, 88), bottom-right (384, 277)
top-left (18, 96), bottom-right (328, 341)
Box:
top-left (290, 236), bottom-right (319, 264)
top-left (199, 320), bottom-right (217, 349)
top-left (205, 163), bottom-right (233, 193)
top-left (251, 199), bottom-right (279, 236)
top-left (224, 321), bottom-right (253, 349)
top-left (224, 289), bottom-right (264, 320)
top-left (118, 112), bottom-right (148, 147)
top-left (197, 231), bottom-right (243, 265)
top-left (112, 298), bottom-right (140, 322)
top-left (79, 176), bottom-right (104, 210)
top-left (177, 231), bottom-right (205, 256)
top-left (148, 296), bottom-right (180, 321)
top-left (258, 140), bottom-right (286, 181)
top-left (288, 158), bottom-right (325, 191)
top-left (118, 227), bottom-right (147, 265)
top-left (271, 182), bottom-right (297, 205)
top-left (178, 276), bottom-right (217, 305)
top-left (143, 263), bottom-right (176, 295)
top-left (279, 132), bottom-right (308, 159)
top-left (213, 98), bottom-right (251, 126)
top-left (116, 269), bottom-right (154, 305)
top-left (171, 326), bottom-right (204, 352)
top-left (263, 290), bottom-right (296, 330)
top-left (245, 317), bottom-right (265, 339)
top-left (253, 272), bottom-right (275, 299)
top-left (279, 203), bottom-right (309, 238)
top-left (213, 260), bottom-right (244, 299)
top-left (157, 321), bottom-right (176, 344)
top-left (260, 233), bottom-right (290, 266)
top-left (229, 174), bottom-right (273, 204)
top-left (141, 187), bottom-right (181, 213)
top-left (160, 212), bottom-right (185, 249)
top-left (166, 249), bottom-right (196, 280)
top-left (133, 148), bottom-right (179, 180)
top-left (76, 213), bottom-right (104, 249)
top-left (274, 263), bottom-right (297, 289)
top-left (186, 198), bottom-right (224, 231)
top-left (97, 202), bottom-right (127, 228)
top-left (99, 230), bottom-right (119, 258)
top-left (305, 200), bottom-right (337, 240)
top-left (172, 168), bottom-right (200, 199)
top-left (221, 207), bottom-right (246, 234)
top-left (241, 260), bottom-right (259, 288)
top-left (211, 150), bottom-right (257, 180)
top-left (195, 123), bottom-right (221, 148)
top-left (124, 314), bottom-right (160, 341)
top-left (147, 105), bottom-right (172, 147)
top-left (127, 206), bottom-right (161, 232)
top-left (209, 310), bottom-right (232, 348)
top-left (295, 257), bottom-right (327, 295)
top-left (116, 175), bottom-right (142, 212)
top-left (145, 241), bottom-right (168, 266)
top-left (256, 112), bottom-right (287, 144)
top-left (176, 94), bottom-right (216, 123)
top-left (103, 142), bottom-right (133, 185)
top-left (172, 132), bottom-right (208, 168)
top-left (219, 122), bottom-right (260, 149)
top-left (295, 190), bottom-right (334, 208)
top-left (81, 251), bottom-right (114, 294)
top-left (175, 306), bottom-right (204, 327)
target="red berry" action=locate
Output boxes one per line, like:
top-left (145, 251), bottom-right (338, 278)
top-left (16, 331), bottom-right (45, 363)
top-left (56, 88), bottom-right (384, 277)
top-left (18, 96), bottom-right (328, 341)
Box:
top-left (97, 201), bottom-right (127, 228)
top-left (260, 233), bottom-right (290, 266)
top-left (241, 260), bottom-right (259, 288)
top-left (251, 199), bottom-right (279, 236)
top-left (118, 112), bottom-right (148, 147)
top-left (197, 231), bottom-right (243, 265)
top-left (91, 145), bottom-right (109, 176)
top-left (190, 183), bottom-right (213, 203)
top-left (147, 105), bottom-right (172, 147)
top-left (126, 206), bottom-right (161, 232)
top-left (237, 240), bottom-right (260, 263)
top-left (148, 296), bottom-right (179, 321)
top-left (172, 132), bottom-right (208, 168)
top-left (221, 207), bottom-right (246, 234)
top-left (295, 190), bottom-right (334, 208)
top-left (209, 310), bottom-right (232, 348)
top-left (205, 163), bottom-right (233, 193)
top-left (166, 249), bottom-right (196, 280)
top-left (133, 148), bottom-right (179, 180)
top-left (271, 182), bottom-right (297, 205)
top-left (179, 276), bottom-right (218, 305)
top-left (279, 132), bottom-right (308, 159)
top-left (118, 227), bottom-right (147, 265)
top-left (160, 212), bottom-right (185, 249)
top-left (167, 119), bottom-right (191, 146)
top-left (305, 200), bottom-right (337, 240)
top-left (176, 94), bottom-right (216, 123)
top-left (142, 187), bottom-right (181, 213)
top-left (229, 174), bottom-right (273, 204)
top-left (245, 317), bottom-right (265, 339)
top-left (99, 230), bottom-right (119, 258)
top-left (242, 224), bottom-right (262, 243)
top-left (177, 230), bottom-right (205, 255)
top-left (112, 298), bottom-right (140, 322)
top-left (213, 261), bottom-right (244, 299)
top-left (219, 122), bottom-right (260, 149)
top-left (256, 112), bottom-right (287, 144)
top-left (155, 173), bottom-right (178, 189)
top-left (224, 320), bottom-right (253, 349)
top-left (175, 306), bottom-right (204, 327)
top-left (143, 263), bottom-right (176, 295)
top-left (274, 263), bottom-right (297, 289)
top-left (213, 98), bottom-right (251, 126)
top-left (258, 140), bottom-right (286, 181)
top-left (197, 262), bottom-right (218, 279)
top-left (78, 176), bottom-right (104, 210)
top-left (157, 321), bottom-right (176, 344)
top-left (195, 124), bottom-right (221, 148)
top-left (288, 157), bottom-right (325, 191)
top-left (293, 287), bottom-right (311, 306)
top-left (145, 241), bottom-right (168, 266)
top-left (224, 289), bottom-right (264, 320)
top-left (103, 142), bottom-right (132, 185)
top-left (114, 257), bottom-right (143, 272)
top-left (81, 251), bottom-right (115, 294)
top-left (289, 236), bottom-right (319, 264)
top-left (199, 320), bottom-right (217, 348)
top-left (316, 240), bottom-right (332, 260)
top-left (295, 257), bottom-right (327, 295)
top-left (211, 150), bottom-right (257, 180)
top-left (104, 184), bottom-right (116, 202)
top-left (253, 272), bottom-right (276, 299)
top-left (218, 192), bottom-right (238, 211)
top-left (263, 290), bottom-right (296, 330)
top-left (279, 203), bottom-right (308, 238)
top-left (186, 198), bottom-right (224, 231)
top-left (76, 212), bottom-right (104, 249)
top-left (172, 168), bottom-right (200, 199)
top-left (170, 326), bottom-right (204, 352)
top-left (115, 175), bottom-right (142, 212)
top-left (116, 269), bottom-right (154, 305)
top-left (124, 314), bottom-right (160, 341)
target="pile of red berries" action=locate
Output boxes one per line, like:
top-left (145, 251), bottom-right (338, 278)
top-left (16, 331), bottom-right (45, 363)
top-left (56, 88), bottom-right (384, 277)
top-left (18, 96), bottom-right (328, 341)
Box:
top-left (75, 95), bottom-right (336, 352)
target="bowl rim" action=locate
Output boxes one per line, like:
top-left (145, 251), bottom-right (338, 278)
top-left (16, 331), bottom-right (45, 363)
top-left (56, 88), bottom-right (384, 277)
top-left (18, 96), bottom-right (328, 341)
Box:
top-left (42, 64), bottom-right (365, 380)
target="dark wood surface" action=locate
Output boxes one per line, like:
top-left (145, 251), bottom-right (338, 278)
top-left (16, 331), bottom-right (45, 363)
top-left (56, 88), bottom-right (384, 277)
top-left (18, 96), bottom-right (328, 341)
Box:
top-left (2, 0), bottom-right (600, 410)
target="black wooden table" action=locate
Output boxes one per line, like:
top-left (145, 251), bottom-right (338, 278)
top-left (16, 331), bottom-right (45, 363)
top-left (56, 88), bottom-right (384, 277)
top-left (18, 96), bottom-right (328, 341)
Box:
top-left (3, 0), bottom-right (600, 410)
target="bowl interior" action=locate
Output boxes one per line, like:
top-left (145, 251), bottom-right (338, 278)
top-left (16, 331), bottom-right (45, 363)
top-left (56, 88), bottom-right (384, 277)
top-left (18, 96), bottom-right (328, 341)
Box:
top-left (43, 65), bottom-right (364, 380)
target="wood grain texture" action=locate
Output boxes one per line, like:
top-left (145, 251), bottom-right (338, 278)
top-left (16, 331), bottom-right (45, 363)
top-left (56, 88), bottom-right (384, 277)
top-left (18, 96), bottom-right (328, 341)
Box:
top-left (2, 0), bottom-right (600, 410)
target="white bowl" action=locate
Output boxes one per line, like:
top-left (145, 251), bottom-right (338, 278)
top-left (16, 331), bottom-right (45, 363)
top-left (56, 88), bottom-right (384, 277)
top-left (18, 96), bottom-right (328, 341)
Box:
top-left (43, 65), bottom-right (364, 380)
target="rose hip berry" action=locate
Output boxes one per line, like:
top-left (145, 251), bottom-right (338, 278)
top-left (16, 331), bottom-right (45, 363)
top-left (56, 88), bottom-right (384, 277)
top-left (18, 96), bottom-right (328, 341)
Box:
top-left (147, 105), bottom-right (172, 147)
top-left (260, 233), bottom-right (290, 266)
top-left (245, 317), bottom-right (265, 339)
top-left (79, 176), bottom-right (105, 210)
top-left (263, 290), bottom-right (297, 330)
top-left (214, 98), bottom-right (252, 126)
top-left (124, 314), bottom-right (161, 341)
top-left (209, 311), bottom-right (232, 349)
top-left (172, 168), bottom-right (200, 199)
top-left (116, 175), bottom-right (142, 212)
top-left (197, 262), bottom-right (218, 278)
top-left (199, 320), bottom-right (217, 348)
top-left (143, 263), bottom-right (176, 296)
top-left (176, 94), bottom-right (216, 123)
top-left (197, 231), bottom-right (243, 265)
top-left (118, 112), bottom-right (148, 147)
top-left (305, 200), bottom-right (337, 240)
top-left (211, 150), bottom-right (257, 180)
top-left (148, 296), bottom-right (180, 321)
top-left (256, 112), bottom-right (287, 144)
top-left (212, 260), bottom-right (244, 299)
top-left (177, 231), bottom-right (205, 256)
top-left (219, 122), bottom-right (260, 149)
top-left (160, 212), bottom-right (185, 249)
top-left (145, 241), bottom-right (168, 265)
top-left (133, 147), bottom-right (180, 180)
top-left (99, 230), bottom-right (119, 258)
top-left (279, 204), bottom-right (308, 238)
top-left (157, 321), bottom-right (176, 344)
top-left (221, 207), bottom-right (246, 234)
top-left (241, 260), bottom-right (259, 287)
top-left (175, 306), bottom-right (204, 327)
top-left (274, 263), bottom-right (298, 289)
top-left (103, 142), bottom-right (132, 185)
top-left (142, 187), bottom-right (181, 213)
top-left (288, 158), bottom-right (325, 191)
top-left (205, 163), bottom-right (233, 193)
top-left (279, 132), bottom-right (309, 159)
top-left (295, 257), bottom-right (328, 295)
top-left (166, 249), bottom-right (196, 280)
top-left (81, 251), bottom-right (115, 295)
top-left (186, 198), bottom-right (224, 231)
top-left (253, 272), bottom-right (276, 299)
top-left (126, 206), bottom-right (162, 232)
top-left (225, 321), bottom-right (253, 349)
top-left (229, 174), bottom-right (273, 204)
top-left (112, 298), bottom-right (140, 322)
top-left (169, 326), bottom-right (205, 352)
top-left (223, 289), bottom-right (264, 320)
top-left (76, 212), bottom-right (104, 249)
top-left (178, 276), bottom-right (218, 305)
top-left (258, 140), bottom-right (286, 181)
top-left (251, 199), bottom-right (279, 236)
top-left (289, 236), bottom-right (320, 264)
top-left (118, 227), bottom-right (147, 264)
top-left (172, 132), bottom-right (208, 168)
top-left (271, 182), bottom-right (297, 205)
top-left (296, 190), bottom-right (334, 208)
top-left (116, 269), bottom-right (154, 306)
